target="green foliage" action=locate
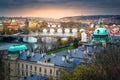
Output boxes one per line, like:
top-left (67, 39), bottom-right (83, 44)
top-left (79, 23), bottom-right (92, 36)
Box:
top-left (73, 38), bottom-right (79, 48)
top-left (61, 65), bottom-right (107, 80)
top-left (47, 46), bottom-right (74, 54)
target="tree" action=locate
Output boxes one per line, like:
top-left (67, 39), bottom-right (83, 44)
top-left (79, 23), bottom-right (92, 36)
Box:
top-left (91, 45), bottom-right (120, 80)
top-left (61, 45), bottom-right (120, 80)
top-left (61, 65), bottom-right (107, 80)
top-left (73, 38), bottom-right (79, 48)
top-left (68, 36), bottom-right (74, 43)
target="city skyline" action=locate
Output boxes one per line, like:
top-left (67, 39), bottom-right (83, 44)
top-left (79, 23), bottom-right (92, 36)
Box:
top-left (0, 0), bottom-right (120, 19)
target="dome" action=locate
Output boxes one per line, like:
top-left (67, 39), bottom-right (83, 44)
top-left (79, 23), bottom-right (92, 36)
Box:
top-left (93, 28), bottom-right (108, 35)
top-left (8, 45), bottom-right (27, 52)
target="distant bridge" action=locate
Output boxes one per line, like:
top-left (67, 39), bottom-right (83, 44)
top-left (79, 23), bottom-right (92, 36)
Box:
top-left (0, 33), bottom-right (76, 38)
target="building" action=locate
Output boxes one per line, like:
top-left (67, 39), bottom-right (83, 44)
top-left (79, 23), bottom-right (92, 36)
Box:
top-left (47, 22), bottom-right (61, 28)
top-left (4, 44), bottom-right (90, 80)
top-left (92, 28), bottom-right (109, 47)
top-left (0, 20), bottom-right (3, 32)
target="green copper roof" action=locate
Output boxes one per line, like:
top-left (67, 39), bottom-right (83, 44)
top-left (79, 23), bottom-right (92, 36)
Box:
top-left (93, 28), bottom-right (108, 35)
top-left (8, 53), bottom-right (19, 56)
top-left (8, 45), bottom-right (27, 52)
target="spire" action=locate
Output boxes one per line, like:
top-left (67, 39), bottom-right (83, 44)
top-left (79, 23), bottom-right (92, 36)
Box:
top-left (99, 18), bottom-right (104, 28)
top-left (25, 18), bottom-right (29, 26)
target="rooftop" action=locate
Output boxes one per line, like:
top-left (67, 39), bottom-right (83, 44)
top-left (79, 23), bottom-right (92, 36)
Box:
top-left (18, 46), bottom-right (90, 68)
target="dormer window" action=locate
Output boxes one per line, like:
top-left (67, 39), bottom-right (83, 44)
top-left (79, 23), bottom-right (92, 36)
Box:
top-left (97, 30), bottom-right (100, 34)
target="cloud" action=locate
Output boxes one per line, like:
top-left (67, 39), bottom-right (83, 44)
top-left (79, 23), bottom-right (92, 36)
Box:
top-left (0, 0), bottom-right (120, 17)
top-left (0, 0), bottom-right (120, 9)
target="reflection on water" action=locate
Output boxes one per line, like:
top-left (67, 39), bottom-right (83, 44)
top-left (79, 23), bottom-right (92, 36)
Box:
top-left (27, 37), bottom-right (58, 53)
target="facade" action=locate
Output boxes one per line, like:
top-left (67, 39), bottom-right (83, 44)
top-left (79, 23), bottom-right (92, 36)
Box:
top-left (47, 22), bottom-right (61, 28)
top-left (0, 20), bottom-right (3, 31)
top-left (4, 59), bottom-right (61, 80)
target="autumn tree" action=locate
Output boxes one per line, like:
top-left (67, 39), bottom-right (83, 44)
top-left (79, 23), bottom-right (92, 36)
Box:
top-left (61, 45), bottom-right (120, 80)
top-left (91, 45), bottom-right (120, 80)
top-left (61, 65), bottom-right (107, 80)
top-left (68, 36), bottom-right (74, 43)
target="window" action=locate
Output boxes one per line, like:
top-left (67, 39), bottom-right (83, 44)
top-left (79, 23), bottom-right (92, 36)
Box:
top-left (35, 66), bottom-right (37, 71)
top-left (44, 68), bottom-right (47, 74)
top-left (22, 70), bottom-right (24, 76)
top-left (30, 71), bottom-right (32, 75)
top-left (26, 65), bottom-right (28, 70)
top-left (8, 62), bottom-right (10, 66)
top-left (39, 67), bottom-right (41, 72)
top-left (18, 63), bottom-right (20, 69)
top-left (18, 63), bottom-right (20, 75)
top-left (56, 70), bottom-right (59, 75)
top-left (26, 71), bottom-right (28, 76)
top-left (22, 64), bottom-right (24, 69)
top-left (30, 66), bottom-right (32, 70)
top-left (50, 69), bottom-right (52, 74)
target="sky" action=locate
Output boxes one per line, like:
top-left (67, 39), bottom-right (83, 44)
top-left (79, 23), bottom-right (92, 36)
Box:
top-left (0, 0), bottom-right (120, 18)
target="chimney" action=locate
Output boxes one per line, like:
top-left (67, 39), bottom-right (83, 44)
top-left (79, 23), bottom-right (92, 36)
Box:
top-left (66, 55), bottom-right (69, 60)
top-left (41, 54), bottom-right (44, 57)
top-left (86, 47), bottom-right (89, 54)
top-left (67, 49), bottom-right (70, 54)
top-left (69, 58), bottom-right (74, 63)
top-left (32, 52), bottom-right (34, 57)
top-left (73, 49), bottom-right (76, 54)
top-left (94, 46), bottom-right (96, 49)
top-left (84, 50), bottom-right (87, 54)
top-left (19, 51), bottom-right (22, 54)
top-left (44, 58), bottom-right (47, 63)
top-left (62, 55), bottom-right (65, 61)
top-left (51, 53), bottom-right (56, 57)
top-left (27, 50), bottom-right (30, 56)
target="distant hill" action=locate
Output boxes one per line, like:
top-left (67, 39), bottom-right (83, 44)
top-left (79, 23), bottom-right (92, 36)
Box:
top-left (60, 15), bottom-right (120, 21)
